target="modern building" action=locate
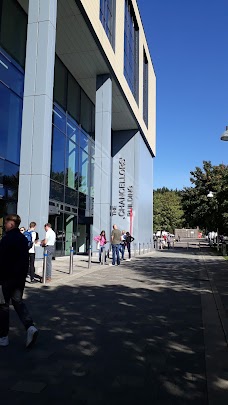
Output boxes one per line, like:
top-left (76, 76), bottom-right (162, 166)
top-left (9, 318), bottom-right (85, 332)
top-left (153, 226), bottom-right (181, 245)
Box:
top-left (0, 0), bottom-right (156, 256)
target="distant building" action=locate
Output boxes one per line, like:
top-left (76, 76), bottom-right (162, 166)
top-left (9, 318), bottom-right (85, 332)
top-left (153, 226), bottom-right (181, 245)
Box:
top-left (175, 228), bottom-right (199, 239)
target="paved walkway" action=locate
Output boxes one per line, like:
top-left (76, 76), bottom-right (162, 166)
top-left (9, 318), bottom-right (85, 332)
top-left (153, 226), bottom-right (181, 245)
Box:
top-left (1, 245), bottom-right (228, 404)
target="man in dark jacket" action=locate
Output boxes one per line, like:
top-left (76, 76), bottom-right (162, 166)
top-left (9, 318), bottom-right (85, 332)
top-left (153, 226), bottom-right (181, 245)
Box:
top-left (0, 214), bottom-right (38, 348)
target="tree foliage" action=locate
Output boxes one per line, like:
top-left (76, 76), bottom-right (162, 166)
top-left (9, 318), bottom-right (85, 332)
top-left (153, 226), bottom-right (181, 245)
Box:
top-left (153, 189), bottom-right (184, 233)
top-left (181, 161), bottom-right (228, 234)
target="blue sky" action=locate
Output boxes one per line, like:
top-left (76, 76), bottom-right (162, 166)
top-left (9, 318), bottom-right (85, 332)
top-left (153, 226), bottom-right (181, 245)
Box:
top-left (137, 0), bottom-right (228, 190)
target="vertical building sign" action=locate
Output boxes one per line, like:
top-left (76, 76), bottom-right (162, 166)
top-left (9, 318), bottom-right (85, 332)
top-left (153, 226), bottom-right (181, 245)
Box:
top-left (111, 157), bottom-right (133, 221)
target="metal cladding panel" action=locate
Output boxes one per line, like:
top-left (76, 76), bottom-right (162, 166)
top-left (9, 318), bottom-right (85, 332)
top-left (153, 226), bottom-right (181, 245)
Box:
top-left (111, 131), bottom-right (153, 245)
top-left (136, 132), bottom-right (153, 244)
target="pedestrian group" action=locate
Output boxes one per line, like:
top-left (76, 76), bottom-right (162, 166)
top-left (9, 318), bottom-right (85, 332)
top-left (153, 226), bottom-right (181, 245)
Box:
top-left (94, 224), bottom-right (134, 266)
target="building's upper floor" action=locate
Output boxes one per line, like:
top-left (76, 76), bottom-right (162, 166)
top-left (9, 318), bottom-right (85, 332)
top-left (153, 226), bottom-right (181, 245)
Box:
top-left (16, 0), bottom-right (156, 155)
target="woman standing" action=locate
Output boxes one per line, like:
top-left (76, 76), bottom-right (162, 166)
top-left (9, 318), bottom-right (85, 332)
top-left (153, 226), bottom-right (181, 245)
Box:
top-left (94, 230), bottom-right (107, 264)
top-left (125, 232), bottom-right (134, 261)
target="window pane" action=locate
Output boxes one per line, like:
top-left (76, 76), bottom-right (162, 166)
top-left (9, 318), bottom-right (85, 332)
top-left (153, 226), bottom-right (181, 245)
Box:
top-left (53, 105), bottom-right (66, 133)
top-left (51, 127), bottom-right (65, 184)
top-left (90, 158), bottom-right (94, 198)
top-left (65, 187), bottom-right (78, 206)
top-left (0, 0), bottom-right (27, 67)
top-left (67, 73), bottom-right (80, 123)
top-left (0, 158), bottom-right (19, 202)
top-left (54, 57), bottom-right (67, 110)
top-left (79, 149), bottom-right (89, 195)
top-left (50, 180), bottom-right (64, 202)
top-left (65, 138), bottom-right (79, 190)
top-left (67, 116), bottom-right (79, 144)
top-left (79, 192), bottom-right (86, 210)
top-left (0, 82), bottom-right (22, 165)
top-left (79, 130), bottom-right (89, 153)
top-left (0, 51), bottom-right (24, 97)
top-left (80, 91), bottom-right (92, 134)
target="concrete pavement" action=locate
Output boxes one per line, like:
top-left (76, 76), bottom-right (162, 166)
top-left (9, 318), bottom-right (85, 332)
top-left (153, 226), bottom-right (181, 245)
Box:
top-left (1, 245), bottom-right (228, 404)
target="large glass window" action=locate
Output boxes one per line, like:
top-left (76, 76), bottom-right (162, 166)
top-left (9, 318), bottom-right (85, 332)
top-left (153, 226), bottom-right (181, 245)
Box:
top-left (124, 0), bottom-right (139, 102)
top-left (0, 81), bottom-right (23, 165)
top-left (143, 50), bottom-right (149, 127)
top-left (0, 0), bottom-right (27, 68)
top-left (51, 104), bottom-right (94, 206)
top-left (100, 0), bottom-right (115, 48)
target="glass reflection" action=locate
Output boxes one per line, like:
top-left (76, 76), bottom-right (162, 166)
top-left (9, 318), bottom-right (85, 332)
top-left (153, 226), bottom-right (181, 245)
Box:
top-left (79, 149), bottom-right (89, 195)
top-left (66, 139), bottom-right (79, 190)
top-left (51, 127), bottom-right (65, 184)
top-left (0, 51), bottom-right (24, 97)
top-left (53, 105), bottom-right (66, 133)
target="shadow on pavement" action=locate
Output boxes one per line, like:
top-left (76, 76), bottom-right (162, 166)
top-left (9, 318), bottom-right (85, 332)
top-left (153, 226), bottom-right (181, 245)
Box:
top-left (1, 248), bottom-right (226, 404)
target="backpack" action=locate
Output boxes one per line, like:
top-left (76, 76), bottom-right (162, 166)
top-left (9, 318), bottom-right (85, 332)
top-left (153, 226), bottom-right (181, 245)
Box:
top-left (23, 230), bottom-right (33, 250)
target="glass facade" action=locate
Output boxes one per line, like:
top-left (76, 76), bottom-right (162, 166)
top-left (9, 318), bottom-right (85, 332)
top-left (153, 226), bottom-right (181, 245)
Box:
top-left (143, 50), bottom-right (148, 127)
top-left (100, 0), bottom-right (115, 48)
top-left (124, 0), bottom-right (139, 103)
top-left (0, 47), bottom-right (24, 238)
top-left (0, 0), bottom-right (27, 238)
top-left (50, 102), bottom-right (94, 255)
top-left (51, 56), bottom-right (95, 256)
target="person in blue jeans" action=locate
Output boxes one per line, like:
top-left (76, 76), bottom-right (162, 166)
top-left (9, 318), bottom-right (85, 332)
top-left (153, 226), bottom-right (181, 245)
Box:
top-left (119, 230), bottom-right (126, 260)
top-left (110, 224), bottom-right (121, 266)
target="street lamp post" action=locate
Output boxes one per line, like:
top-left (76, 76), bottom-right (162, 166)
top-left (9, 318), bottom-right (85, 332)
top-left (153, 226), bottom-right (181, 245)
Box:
top-left (207, 191), bottom-right (219, 252)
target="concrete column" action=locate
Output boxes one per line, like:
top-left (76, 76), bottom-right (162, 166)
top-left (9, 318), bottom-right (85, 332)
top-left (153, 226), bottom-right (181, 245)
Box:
top-left (17, 0), bottom-right (57, 240)
top-left (93, 74), bottom-right (112, 248)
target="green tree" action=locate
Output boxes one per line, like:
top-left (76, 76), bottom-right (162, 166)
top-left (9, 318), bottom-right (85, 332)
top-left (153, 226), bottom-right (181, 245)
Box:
top-left (153, 189), bottom-right (184, 233)
top-left (181, 161), bottom-right (228, 234)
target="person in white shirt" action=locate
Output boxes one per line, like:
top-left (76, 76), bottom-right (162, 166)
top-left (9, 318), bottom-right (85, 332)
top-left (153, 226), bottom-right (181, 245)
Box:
top-left (28, 222), bottom-right (38, 283)
top-left (41, 223), bottom-right (56, 282)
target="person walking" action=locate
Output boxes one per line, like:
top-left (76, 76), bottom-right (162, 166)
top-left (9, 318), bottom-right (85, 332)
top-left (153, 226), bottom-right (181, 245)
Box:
top-left (110, 224), bottom-right (121, 266)
top-left (0, 214), bottom-right (38, 348)
top-left (94, 230), bottom-right (107, 264)
top-left (125, 231), bottom-right (134, 261)
top-left (41, 223), bottom-right (56, 282)
top-left (27, 222), bottom-right (38, 283)
top-left (119, 230), bottom-right (126, 260)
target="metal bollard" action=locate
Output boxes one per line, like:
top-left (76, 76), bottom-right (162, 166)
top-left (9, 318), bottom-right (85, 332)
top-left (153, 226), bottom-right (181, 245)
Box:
top-left (88, 245), bottom-right (92, 269)
top-left (134, 243), bottom-right (136, 257)
top-left (102, 247), bottom-right (106, 265)
top-left (42, 247), bottom-right (48, 284)
top-left (147, 243), bottom-right (149, 253)
top-left (143, 243), bottom-right (145, 254)
top-left (139, 243), bottom-right (141, 255)
top-left (69, 246), bottom-right (74, 275)
top-left (172, 241), bottom-right (175, 249)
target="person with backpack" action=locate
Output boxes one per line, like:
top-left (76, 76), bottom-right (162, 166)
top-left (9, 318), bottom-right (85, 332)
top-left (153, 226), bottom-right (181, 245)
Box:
top-left (25, 222), bottom-right (39, 283)
top-left (125, 231), bottom-right (134, 261)
top-left (0, 214), bottom-right (38, 348)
